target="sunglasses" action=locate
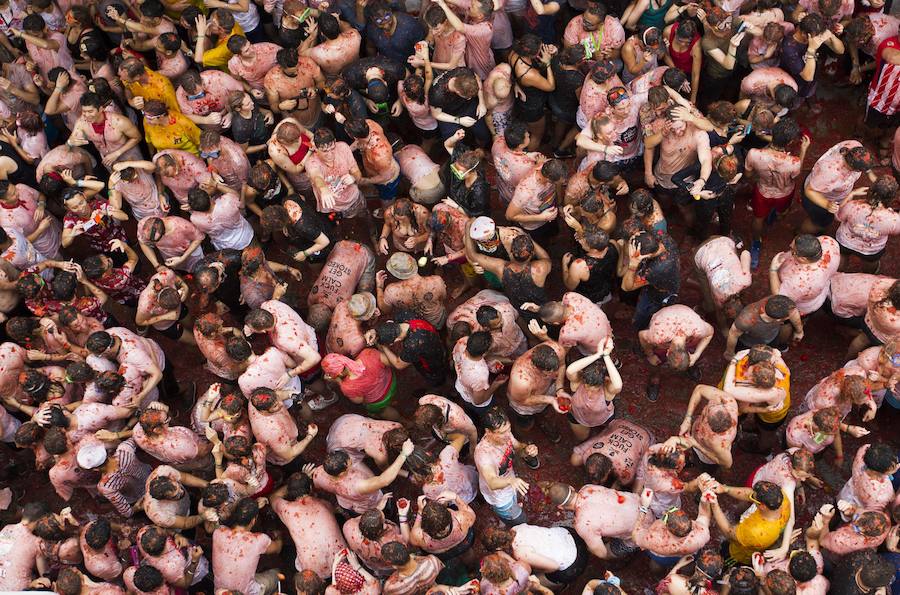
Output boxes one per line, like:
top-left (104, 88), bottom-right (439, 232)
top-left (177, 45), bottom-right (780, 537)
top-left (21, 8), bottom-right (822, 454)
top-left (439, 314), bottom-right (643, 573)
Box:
top-left (374, 13), bottom-right (393, 25)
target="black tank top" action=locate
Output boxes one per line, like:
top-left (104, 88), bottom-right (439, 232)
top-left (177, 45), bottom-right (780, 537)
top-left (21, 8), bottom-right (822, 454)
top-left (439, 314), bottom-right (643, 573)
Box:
top-left (502, 264), bottom-right (546, 308)
top-left (513, 57), bottom-right (549, 115)
top-left (578, 248), bottom-right (618, 303)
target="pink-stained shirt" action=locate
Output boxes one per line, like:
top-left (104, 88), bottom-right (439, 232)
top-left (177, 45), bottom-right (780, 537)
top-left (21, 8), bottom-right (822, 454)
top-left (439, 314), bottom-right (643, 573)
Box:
top-left (0, 342), bottom-right (26, 399)
top-left (306, 29), bottom-right (361, 75)
top-left (654, 124), bottom-right (708, 190)
top-left (819, 519), bottom-right (889, 555)
top-left (785, 411), bottom-right (833, 454)
top-left (463, 20), bottom-right (495, 80)
top-left (227, 42), bottom-right (281, 89)
top-left (326, 413), bottom-right (403, 464)
top-left (398, 82), bottom-right (438, 131)
top-left (308, 241), bottom-right (374, 309)
top-left (632, 516), bottom-right (710, 557)
top-left (861, 13), bottom-right (900, 57)
top-left (27, 31), bottom-right (73, 81)
top-left (836, 200), bottom-right (900, 255)
top-left (509, 168), bottom-right (557, 231)
top-left (176, 70), bottom-right (243, 118)
top-left (36, 145), bottom-right (95, 181)
top-left (447, 290), bottom-right (528, 361)
top-left (803, 367), bottom-right (867, 416)
top-left (453, 337), bottom-right (491, 405)
top-left (153, 149), bottom-right (214, 206)
top-left (138, 268), bottom-right (180, 332)
top-left (829, 273), bottom-right (890, 319)
top-left (433, 27), bottom-right (466, 66)
top-left (805, 140), bottom-right (866, 203)
top-left (559, 292), bottom-right (613, 353)
top-left (422, 445), bottom-right (479, 503)
top-left (0, 522), bottom-right (44, 591)
top-left (137, 216), bottom-right (205, 272)
top-left (123, 566), bottom-right (173, 595)
top-left (573, 484), bottom-right (640, 543)
top-left (865, 278), bottom-right (900, 343)
top-left (69, 402), bottom-right (129, 444)
top-left (143, 466), bottom-right (191, 527)
top-left (114, 168), bottom-right (163, 221)
top-left (207, 136), bottom-right (251, 190)
top-left (571, 419), bottom-right (652, 485)
top-left (343, 516), bottom-right (405, 573)
top-left (195, 331), bottom-right (244, 380)
top-left (49, 449), bottom-right (101, 501)
top-left (312, 461), bottom-right (383, 513)
top-left (272, 495), bottom-right (347, 577)
top-left (563, 15), bottom-right (625, 55)
top-left (745, 146), bottom-right (802, 198)
top-left (239, 346), bottom-right (300, 400)
top-left (136, 527), bottom-right (194, 586)
top-left (694, 237), bottom-right (752, 306)
top-left (212, 527), bottom-right (272, 592)
top-left (190, 192), bottom-right (254, 251)
top-left (418, 394), bottom-right (478, 444)
top-left (739, 67), bottom-right (797, 107)
top-left (644, 305), bottom-right (714, 349)
top-left (396, 145), bottom-right (440, 187)
top-left (248, 400), bottom-right (301, 466)
top-left (837, 444), bottom-right (895, 511)
top-left (0, 184), bottom-right (61, 258)
top-left (260, 299), bottom-right (319, 361)
top-left (157, 49), bottom-right (189, 80)
top-left (17, 128), bottom-right (48, 161)
top-left (578, 75), bottom-right (625, 128)
top-left (133, 424), bottom-right (205, 465)
top-left (304, 141), bottom-right (363, 214)
top-left (492, 137), bottom-right (543, 203)
top-left (775, 236), bottom-right (840, 315)
top-left (604, 99), bottom-right (642, 162)
top-left (570, 382), bottom-right (615, 428)
top-left (80, 525), bottom-right (123, 582)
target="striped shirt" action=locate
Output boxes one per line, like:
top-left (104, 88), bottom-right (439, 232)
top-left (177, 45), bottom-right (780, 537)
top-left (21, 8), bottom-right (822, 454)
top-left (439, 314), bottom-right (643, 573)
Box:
top-left (98, 439), bottom-right (153, 517)
top-left (868, 36), bottom-right (900, 115)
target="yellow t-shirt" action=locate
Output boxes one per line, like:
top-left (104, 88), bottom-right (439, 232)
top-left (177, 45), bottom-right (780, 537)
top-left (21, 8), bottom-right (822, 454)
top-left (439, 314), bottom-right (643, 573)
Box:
top-left (202, 23), bottom-right (244, 69)
top-left (718, 357), bottom-right (791, 423)
top-left (144, 113), bottom-right (202, 155)
top-left (728, 496), bottom-right (791, 564)
top-left (125, 69), bottom-right (180, 114)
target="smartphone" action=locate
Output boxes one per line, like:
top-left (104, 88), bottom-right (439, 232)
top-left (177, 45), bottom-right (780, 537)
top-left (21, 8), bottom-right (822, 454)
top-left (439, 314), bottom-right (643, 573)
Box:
top-left (736, 20), bottom-right (747, 33)
top-left (743, 122), bottom-right (753, 136)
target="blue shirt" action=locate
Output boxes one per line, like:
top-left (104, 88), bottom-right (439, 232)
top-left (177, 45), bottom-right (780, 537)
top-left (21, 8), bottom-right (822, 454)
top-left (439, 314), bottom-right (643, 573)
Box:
top-left (366, 13), bottom-right (425, 64)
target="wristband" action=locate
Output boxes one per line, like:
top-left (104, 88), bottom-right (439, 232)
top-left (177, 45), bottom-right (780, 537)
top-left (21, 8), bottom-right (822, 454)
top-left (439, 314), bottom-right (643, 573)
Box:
top-left (639, 506), bottom-right (649, 514)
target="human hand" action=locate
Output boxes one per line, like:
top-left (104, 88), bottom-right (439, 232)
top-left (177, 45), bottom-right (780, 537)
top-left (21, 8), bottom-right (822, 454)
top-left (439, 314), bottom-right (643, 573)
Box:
top-left (195, 14), bottom-right (208, 36)
top-left (302, 463), bottom-right (316, 476)
top-left (520, 302), bottom-right (540, 313)
top-left (306, 423), bottom-right (318, 438)
top-left (541, 206), bottom-right (558, 221)
top-left (403, 236), bottom-right (418, 250)
top-left (458, 116), bottom-right (476, 127)
top-left (401, 439), bottom-right (414, 456)
top-left (164, 257), bottom-right (181, 267)
top-left (527, 318), bottom-right (549, 339)
top-left (846, 425), bottom-right (869, 438)
top-left (379, 237), bottom-right (389, 255)
top-left (640, 488), bottom-right (653, 508)
top-left (645, 171), bottom-right (656, 187)
top-left (510, 477), bottom-right (529, 496)
top-left (365, 329), bottom-right (377, 346)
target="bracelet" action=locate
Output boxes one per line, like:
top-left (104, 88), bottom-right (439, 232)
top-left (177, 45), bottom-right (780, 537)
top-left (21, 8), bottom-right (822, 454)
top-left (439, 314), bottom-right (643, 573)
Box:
top-left (398, 515), bottom-right (408, 522)
top-left (639, 506), bottom-right (649, 514)
top-left (76, 180), bottom-right (84, 188)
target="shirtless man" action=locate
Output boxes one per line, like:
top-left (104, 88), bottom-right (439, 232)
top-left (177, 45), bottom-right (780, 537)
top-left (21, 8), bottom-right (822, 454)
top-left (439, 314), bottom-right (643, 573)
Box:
top-left (694, 236), bottom-right (753, 332)
top-left (674, 384), bottom-right (740, 468)
top-left (304, 438), bottom-right (414, 514)
top-left (69, 92), bottom-right (142, 170)
top-left (326, 413), bottom-right (403, 468)
top-left (325, 292), bottom-right (377, 357)
top-left (769, 234), bottom-right (840, 317)
top-left (724, 295), bottom-right (804, 360)
top-left (814, 506), bottom-right (891, 557)
top-left (271, 473), bottom-right (348, 579)
top-left (84, 328), bottom-right (172, 406)
top-left (632, 488), bottom-right (712, 564)
top-left (247, 388), bottom-right (317, 465)
top-left (199, 131), bottom-right (251, 191)
top-left (226, 36), bottom-right (281, 96)
top-left (303, 13), bottom-right (361, 75)
top-left (638, 305), bottom-right (714, 402)
top-left (307, 240), bottom-right (377, 331)
top-left (506, 327), bottom-right (568, 439)
top-left (265, 46), bottom-right (325, 127)
top-left (305, 128), bottom-right (365, 217)
top-left (547, 482), bottom-right (640, 560)
top-left (377, 253), bottom-right (448, 330)
top-left (522, 291), bottom-right (612, 355)
top-left (137, 215), bottom-right (205, 273)
top-left (570, 418), bottom-right (653, 488)
top-left (135, 267), bottom-right (193, 344)
top-left (211, 498), bottom-right (284, 594)
top-left (345, 118), bottom-right (401, 206)
top-left (110, 406), bottom-right (211, 471)
top-left (0, 503), bottom-right (49, 590)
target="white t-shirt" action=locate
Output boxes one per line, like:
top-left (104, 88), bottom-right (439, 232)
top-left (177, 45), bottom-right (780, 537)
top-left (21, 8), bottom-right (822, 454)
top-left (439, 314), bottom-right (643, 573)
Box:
top-left (229, 0), bottom-right (260, 32)
top-left (512, 525), bottom-right (578, 571)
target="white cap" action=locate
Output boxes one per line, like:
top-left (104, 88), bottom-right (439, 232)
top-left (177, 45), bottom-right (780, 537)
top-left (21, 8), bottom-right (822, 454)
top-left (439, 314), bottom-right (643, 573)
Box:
top-left (469, 216), bottom-right (496, 241)
top-left (76, 441), bottom-right (108, 469)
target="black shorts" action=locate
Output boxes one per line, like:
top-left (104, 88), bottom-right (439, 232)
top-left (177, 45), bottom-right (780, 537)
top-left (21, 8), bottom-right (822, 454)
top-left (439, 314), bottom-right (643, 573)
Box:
top-left (865, 105), bottom-right (900, 128)
top-left (801, 192), bottom-right (835, 228)
top-left (839, 242), bottom-right (885, 262)
top-left (862, 321), bottom-right (885, 346)
top-left (544, 529), bottom-right (589, 585)
top-left (436, 527), bottom-right (476, 561)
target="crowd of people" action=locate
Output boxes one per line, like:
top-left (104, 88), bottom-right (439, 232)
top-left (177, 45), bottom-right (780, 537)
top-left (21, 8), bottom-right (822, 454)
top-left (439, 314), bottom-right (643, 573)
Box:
top-left (0, 0), bottom-right (900, 590)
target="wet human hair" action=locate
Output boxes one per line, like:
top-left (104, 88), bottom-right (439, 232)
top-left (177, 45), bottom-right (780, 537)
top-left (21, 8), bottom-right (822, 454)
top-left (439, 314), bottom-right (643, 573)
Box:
top-left (510, 234), bottom-right (535, 263)
top-left (541, 159), bottom-right (567, 182)
top-left (51, 270), bottom-right (77, 300)
top-left (863, 443), bottom-right (897, 473)
top-left (249, 387), bottom-right (279, 412)
top-left (764, 295), bottom-right (795, 319)
top-left (750, 360), bottom-right (776, 388)
top-left (728, 566), bottom-right (759, 595)
top-left (224, 434), bottom-right (252, 459)
top-left (812, 407), bottom-right (840, 434)
top-left (345, 119), bottom-right (371, 139)
top-left (647, 85), bottom-right (669, 108)
top-left (481, 553), bottom-right (513, 584)
top-left (788, 551), bottom-right (818, 582)
top-left (773, 84), bottom-right (797, 110)
top-left (633, 230), bottom-right (660, 256)
top-left (665, 509), bottom-right (692, 537)
top-left (453, 70), bottom-right (480, 99)
top-left (707, 406), bottom-right (734, 433)
top-left (771, 118), bottom-right (799, 148)
top-left (466, 330), bottom-right (493, 358)
top-left (695, 547), bottom-right (724, 580)
top-left (33, 514), bottom-right (66, 541)
top-left (284, 472), bottom-right (312, 500)
top-left (140, 525), bottom-right (168, 555)
top-left (753, 481), bottom-right (784, 510)
top-left (225, 336), bottom-right (252, 361)
top-left (793, 234), bottom-right (822, 260)
top-left (381, 541), bottom-right (410, 566)
top-left (845, 16), bottom-right (874, 45)
top-left (245, 308), bottom-right (275, 332)
top-left (133, 565), bottom-right (165, 592)
top-left (42, 426), bottom-right (68, 455)
top-left (578, 359), bottom-right (607, 387)
top-left (482, 525), bottom-right (513, 551)
top-left (249, 162), bottom-right (277, 192)
top-left (667, 343), bottom-right (690, 372)
top-left (854, 511), bottom-right (889, 537)
top-left (483, 406), bottom-right (510, 431)
top-left (211, 8), bottom-right (235, 30)
top-left (413, 403), bottom-right (443, 431)
top-left (376, 321), bottom-right (403, 345)
top-left (583, 228), bottom-right (610, 251)
top-left (22, 13), bottom-right (45, 32)
top-left (662, 67), bottom-right (688, 92)
top-left (202, 481), bottom-right (230, 507)
top-left (6, 316), bottom-right (38, 344)
top-left (799, 13), bottom-right (826, 36)
top-left (85, 518), bottom-right (111, 550)
top-left (707, 101), bottom-right (737, 126)
top-left (140, 0), bottom-right (165, 18)
top-left (765, 569), bottom-right (796, 595)
top-left (143, 99), bottom-right (168, 117)
top-left (513, 33), bottom-right (542, 58)
top-left (295, 569), bottom-right (326, 595)
top-left (56, 567), bottom-right (83, 595)
top-left (15, 422), bottom-right (44, 448)
top-left (381, 427), bottom-right (410, 460)
top-left (502, 121), bottom-right (529, 150)
top-left (149, 476), bottom-right (181, 500)
top-left (359, 509), bottom-right (386, 539)
top-left (224, 498), bottom-right (259, 527)
top-left (859, 556), bottom-right (895, 589)
top-left (139, 408), bottom-right (169, 434)
top-left (585, 452), bottom-right (613, 484)
top-left (323, 450), bottom-right (351, 476)
top-left (531, 344), bottom-right (560, 372)
top-left (226, 33), bottom-right (249, 54)
top-left (187, 188), bottom-right (212, 212)
top-left (675, 18), bottom-right (697, 39)
top-left (420, 500), bottom-right (452, 537)
top-left (158, 31), bottom-right (181, 52)
top-left (790, 448), bottom-right (815, 473)
top-left (868, 175), bottom-right (899, 207)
